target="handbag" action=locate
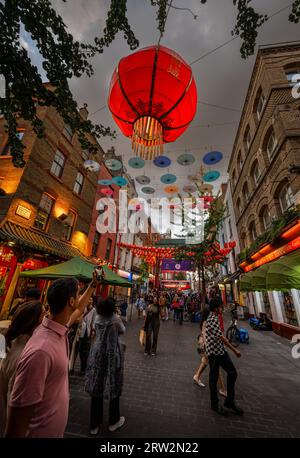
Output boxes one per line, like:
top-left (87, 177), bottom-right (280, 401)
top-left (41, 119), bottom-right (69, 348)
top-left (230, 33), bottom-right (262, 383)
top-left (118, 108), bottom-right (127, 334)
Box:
top-left (139, 328), bottom-right (146, 346)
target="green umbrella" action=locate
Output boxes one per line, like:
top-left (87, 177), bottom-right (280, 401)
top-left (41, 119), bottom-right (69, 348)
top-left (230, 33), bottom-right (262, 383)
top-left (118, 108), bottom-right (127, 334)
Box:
top-left (266, 251), bottom-right (300, 291)
top-left (21, 257), bottom-right (132, 287)
top-left (239, 271), bottom-right (255, 292)
top-left (250, 263), bottom-right (271, 292)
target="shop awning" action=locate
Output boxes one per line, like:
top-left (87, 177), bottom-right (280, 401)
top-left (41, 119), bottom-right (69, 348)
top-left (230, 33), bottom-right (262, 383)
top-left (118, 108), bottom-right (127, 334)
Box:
top-left (20, 257), bottom-right (132, 287)
top-left (266, 251), bottom-right (300, 291)
top-left (239, 271), bottom-right (255, 292)
top-left (250, 263), bottom-right (271, 291)
top-left (0, 220), bottom-right (85, 260)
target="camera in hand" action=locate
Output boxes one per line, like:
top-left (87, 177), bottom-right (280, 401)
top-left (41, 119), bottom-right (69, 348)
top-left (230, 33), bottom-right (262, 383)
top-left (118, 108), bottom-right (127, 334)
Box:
top-left (94, 266), bottom-right (104, 281)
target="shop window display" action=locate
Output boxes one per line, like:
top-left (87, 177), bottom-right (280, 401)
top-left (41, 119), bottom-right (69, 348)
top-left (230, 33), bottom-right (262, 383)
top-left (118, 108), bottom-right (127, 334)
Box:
top-left (279, 291), bottom-right (299, 327)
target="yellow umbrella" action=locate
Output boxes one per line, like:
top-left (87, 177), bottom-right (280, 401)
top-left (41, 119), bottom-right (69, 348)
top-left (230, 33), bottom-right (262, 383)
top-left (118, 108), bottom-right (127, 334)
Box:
top-left (0, 264), bottom-right (21, 319)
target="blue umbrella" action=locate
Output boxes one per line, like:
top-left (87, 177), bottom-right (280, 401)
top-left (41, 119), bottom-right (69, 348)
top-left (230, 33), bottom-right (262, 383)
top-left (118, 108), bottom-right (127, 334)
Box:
top-left (141, 186), bottom-right (155, 194)
top-left (112, 176), bottom-right (128, 186)
top-left (160, 174), bottom-right (177, 184)
top-left (98, 179), bottom-right (112, 185)
top-left (136, 175), bottom-right (151, 185)
top-left (203, 170), bottom-right (220, 182)
top-left (128, 157), bottom-right (145, 169)
top-left (153, 156), bottom-right (171, 168)
top-left (105, 159), bottom-right (122, 171)
top-left (203, 151), bottom-right (223, 165)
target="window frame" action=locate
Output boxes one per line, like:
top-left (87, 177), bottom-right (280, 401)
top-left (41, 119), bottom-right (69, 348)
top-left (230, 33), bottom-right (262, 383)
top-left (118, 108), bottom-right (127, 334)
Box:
top-left (267, 131), bottom-right (278, 160)
top-left (73, 171), bottom-right (84, 195)
top-left (50, 149), bottom-right (66, 179)
top-left (63, 123), bottom-right (73, 142)
top-left (279, 185), bottom-right (294, 213)
top-left (64, 210), bottom-right (76, 242)
top-left (256, 92), bottom-right (266, 120)
top-left (34, 193), bottom-right (55, 231)
top-left (252, 162), bottom-right (261, 185)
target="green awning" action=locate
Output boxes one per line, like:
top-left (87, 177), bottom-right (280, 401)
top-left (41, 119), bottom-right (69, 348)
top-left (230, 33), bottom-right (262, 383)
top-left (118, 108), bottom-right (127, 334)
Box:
top-left (250, 263), bottom-right (271, 291)
top-left (266, 251), bottom-right (300, 291)
top-left (20, 257), bottom-right (132, 287)
top-left (239, 271), bottom-right (255, 292)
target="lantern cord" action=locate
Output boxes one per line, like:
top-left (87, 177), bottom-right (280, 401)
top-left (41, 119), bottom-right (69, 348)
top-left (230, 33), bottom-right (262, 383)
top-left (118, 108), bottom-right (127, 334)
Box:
top-left (157, 0), bottom-right (174, 46)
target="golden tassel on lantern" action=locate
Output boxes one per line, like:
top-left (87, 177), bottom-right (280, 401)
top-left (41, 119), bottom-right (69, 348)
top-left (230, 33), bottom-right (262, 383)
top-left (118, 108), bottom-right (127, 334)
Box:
top-left (132, 116), bottom-right (163, 160)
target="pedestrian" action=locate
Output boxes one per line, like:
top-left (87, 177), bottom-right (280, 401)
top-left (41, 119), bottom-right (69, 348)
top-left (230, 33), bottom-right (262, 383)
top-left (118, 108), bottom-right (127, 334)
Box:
top-left (119, 298), bottom-right (128, 323)
top-left (171, 294), bottom-right (180, 321)
top-left (78, 299), bottom-right (96, 375)
top-left (144, 295), bottom-right (161, 356)
top-left (135, 295), bottom-right (146, 319)
top-left (0, 301), bottom-right (44, 437)
top-left (159, 293), bottom-right (168, 321)
top-left (193, 308), bottom-right (227, 396)
top-left (205, 298), bottom-right (243, 416)
top-left (8, 288), bottom-right (41, 318)
top-left (86, 296), bottom-right (126, 435)
top-left (5, 274), bottom-right (98, 437)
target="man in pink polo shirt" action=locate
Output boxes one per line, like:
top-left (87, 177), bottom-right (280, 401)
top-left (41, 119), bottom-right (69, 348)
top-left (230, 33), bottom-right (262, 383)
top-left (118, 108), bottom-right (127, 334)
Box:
top-left (5, 274), bottom-right (98, 437)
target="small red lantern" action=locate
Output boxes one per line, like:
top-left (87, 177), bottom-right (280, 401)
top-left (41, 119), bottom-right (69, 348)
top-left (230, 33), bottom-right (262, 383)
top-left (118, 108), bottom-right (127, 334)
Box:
top-left (108, 45), bottom-right (197, 159)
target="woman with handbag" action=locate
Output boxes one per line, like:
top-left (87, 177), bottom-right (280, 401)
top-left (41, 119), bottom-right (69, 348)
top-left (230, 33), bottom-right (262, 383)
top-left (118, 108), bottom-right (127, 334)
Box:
top-left (144, 295), bottom-right (160, 356)
top-left (85, 296), bottom-right (126, 435)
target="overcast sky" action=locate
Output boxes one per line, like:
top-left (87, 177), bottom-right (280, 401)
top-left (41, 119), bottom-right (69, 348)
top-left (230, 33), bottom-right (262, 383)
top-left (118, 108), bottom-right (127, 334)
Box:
top-left (23, 0), bottom-right (300, 203)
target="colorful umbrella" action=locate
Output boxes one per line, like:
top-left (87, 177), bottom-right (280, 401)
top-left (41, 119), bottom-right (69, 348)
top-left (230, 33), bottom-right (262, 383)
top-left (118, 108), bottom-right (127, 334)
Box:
top-left (203, 171), bottom-right (220, 182)
top-left (83, 160), bottom-right (100, 172)
top-left (98, 179), bottom-right (112, 185)
top-left (177, 153), bottom-right (195, 166)
top-left (141, 186), bottom-right (155, 194)
top-left (153, 156), bottom-right (171, 168)
top-left (203, 151), bottom-right (223, 165)
top-left (101, 188), bottom-right (114, 196)
top-left (105, 159), bottom-right (122, 171)
top-left (183, 184), bottom-right (197, 193)
top-left (136, 175), bottom-right (151, 185)
top-left (112, 176), bottom-right (128, 187)
top-left (128, 157), bottom-right (145, 169)
top-left (160, 174), bottom-right (177, 184)
top-left (165, 185), bottom-right (179, 194)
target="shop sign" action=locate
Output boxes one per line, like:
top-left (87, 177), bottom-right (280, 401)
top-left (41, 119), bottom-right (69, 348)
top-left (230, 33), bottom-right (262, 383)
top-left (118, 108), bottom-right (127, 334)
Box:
top-left (161, 259), bottom-right (194, 272)
top-left (16, 205), bottom-right (31, 220)
top-left (244, 237), bottom-right (300, 272)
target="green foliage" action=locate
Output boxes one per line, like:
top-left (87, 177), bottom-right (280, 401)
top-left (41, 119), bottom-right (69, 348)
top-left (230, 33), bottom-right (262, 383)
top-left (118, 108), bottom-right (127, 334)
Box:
top-left (237, 205), bottom-right (300, 264)
top-left (139, 259), bottom-right (150, 283)
top-left (1, 0), bottom-right (300, 167)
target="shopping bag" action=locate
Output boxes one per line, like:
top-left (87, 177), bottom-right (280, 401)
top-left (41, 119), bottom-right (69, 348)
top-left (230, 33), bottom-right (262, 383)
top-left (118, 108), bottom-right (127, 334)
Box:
top-left (139, 328), bottom-right (146, 346)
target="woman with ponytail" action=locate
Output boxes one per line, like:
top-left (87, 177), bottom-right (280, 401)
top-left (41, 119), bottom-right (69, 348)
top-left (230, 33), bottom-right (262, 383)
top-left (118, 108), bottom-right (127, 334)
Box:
top-left (0, 301), bottom-right (44, 436)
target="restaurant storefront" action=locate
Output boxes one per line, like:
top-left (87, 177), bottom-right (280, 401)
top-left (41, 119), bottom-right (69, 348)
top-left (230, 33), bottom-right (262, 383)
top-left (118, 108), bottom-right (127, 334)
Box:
top-left (239, 218), bottom-right (300, 339)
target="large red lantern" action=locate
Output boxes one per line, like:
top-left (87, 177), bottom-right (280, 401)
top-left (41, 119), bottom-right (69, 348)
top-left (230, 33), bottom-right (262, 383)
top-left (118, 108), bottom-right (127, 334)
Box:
top-left (108, 45), bottom-right (197, 159)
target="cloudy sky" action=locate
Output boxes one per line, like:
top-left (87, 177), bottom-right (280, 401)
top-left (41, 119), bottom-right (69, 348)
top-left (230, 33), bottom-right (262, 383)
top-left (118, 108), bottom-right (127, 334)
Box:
top-left (23, 0), bottom-right (300, 204)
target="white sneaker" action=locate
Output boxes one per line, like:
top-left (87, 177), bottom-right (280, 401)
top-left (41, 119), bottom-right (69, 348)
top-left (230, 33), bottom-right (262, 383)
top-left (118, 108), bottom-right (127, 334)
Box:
top-left (90, 426), bottom-right (99, 435)
top-left (108, 416), bottom-right (125, 432)
top-left (198, 380), bottom-right (206, 388)
top-left (193, 375), bottom-right (205, 387)
top-left (219, 390), bottom-right (227, 398)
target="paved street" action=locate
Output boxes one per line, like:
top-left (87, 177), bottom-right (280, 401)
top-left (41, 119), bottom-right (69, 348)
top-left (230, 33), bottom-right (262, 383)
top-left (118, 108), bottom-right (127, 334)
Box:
top-left (66, 308), bottom-right (300, 438)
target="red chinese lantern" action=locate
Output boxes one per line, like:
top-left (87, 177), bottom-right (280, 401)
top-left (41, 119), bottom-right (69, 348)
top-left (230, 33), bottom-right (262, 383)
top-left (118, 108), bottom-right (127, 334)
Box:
top-left (108, 45), bottom-right (197, 159)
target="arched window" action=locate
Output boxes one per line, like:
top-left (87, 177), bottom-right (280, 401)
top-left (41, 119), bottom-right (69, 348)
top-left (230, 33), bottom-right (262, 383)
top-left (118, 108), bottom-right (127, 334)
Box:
top-left (240, 232), bottom-right (246, 250)
top-left (253, 87), bottom-right (266, 121)
top-left (260, 205), bottom-right (271, 231)
top-left (266, 130), bottom-right (278, 160)
top-left (251, 160), bottom-right (261, 186)
top-left (232, 169), bottom-right (236, 188)
top-left (237, 150), bottom-right (243, 172)
top-left (244, 125), bottom-right (251, 151)
top-left (284, 62), bottom-right (300, 85)
top-left (242, 182), bottom-right (250, 205)
top-left (249, 221), bottom-right (257, 242)
top-left (279, 183), bottom-right (294, 213)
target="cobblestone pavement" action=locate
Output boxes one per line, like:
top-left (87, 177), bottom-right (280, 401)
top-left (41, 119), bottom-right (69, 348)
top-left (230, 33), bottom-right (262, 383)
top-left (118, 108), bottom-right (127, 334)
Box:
top-left (66, 307), bottom-right (300, 438)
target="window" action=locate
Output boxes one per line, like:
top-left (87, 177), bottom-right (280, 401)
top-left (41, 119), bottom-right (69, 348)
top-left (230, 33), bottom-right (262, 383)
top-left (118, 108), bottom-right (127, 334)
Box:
top-left (242, 183), bottom-right (250, 204)
top-left (279, 184), bottom-right (294, 213)
top-left (237, 151), bottom-right (243, 171)
top-left (63, 124), bottom-right (73, 141)
top-left (64, 210), bottom-right (76, 241)
top-left (252, 161), bottom-right (261, 185)
top-left (74, 172), bottom-right (84, 195)
top-left (249, 222), bottom-right (257, 242)
top-left (1, 130), bottom-right (25, 156)
top-left (50, 150), bottom-right (66, 178)
top-left (262, 207), bottom-right (271, 231)
top-left (256, 92), bottom-right (266, 120)
top-left (244, 126), bottom-right (251, 150)
top-left (105, 238), bottom-right (112, 260)
top-left (236, 198), bottom-right (242, 217)
top-left (34, 193), bottom-right (54, 231)
top-left (267, 131), bottom-right (278, 159)
top-left (92, 232), bottom-right (100, 256)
